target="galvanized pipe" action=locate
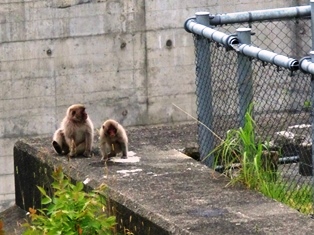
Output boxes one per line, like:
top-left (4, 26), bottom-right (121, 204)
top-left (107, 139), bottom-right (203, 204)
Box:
top-left (195, 12), bottom-right (210, 27)
top-left (193, 12), bottom-right (215, 167)
top-left (311, 50), bottom-right (314, 180)
top-left (236, 28), bottom-right (253, 128)
top-left (184, 18), bottom-right (239, 47)
top-left (311, 1), bottom-right (314, 49)
top-left (185, 15), bottom-right (299, 71)
top-left (210, 5), bottom-right (310, 25)
top-left (236, 44), bottom-right (299, 70)
top-left (300, 56), bottom-right (314, 74)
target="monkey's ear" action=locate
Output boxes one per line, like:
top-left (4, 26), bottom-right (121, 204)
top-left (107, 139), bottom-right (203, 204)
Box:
top-left (71, 110), bottom-right (76, 116)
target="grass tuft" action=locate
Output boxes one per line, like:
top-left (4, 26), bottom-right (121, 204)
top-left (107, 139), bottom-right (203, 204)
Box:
top-left (210, 104), bottom-right (314, 214)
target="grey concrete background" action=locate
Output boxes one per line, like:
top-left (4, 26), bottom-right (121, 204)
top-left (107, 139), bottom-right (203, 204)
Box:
top-left (0, 0), bottom-right (307, 211)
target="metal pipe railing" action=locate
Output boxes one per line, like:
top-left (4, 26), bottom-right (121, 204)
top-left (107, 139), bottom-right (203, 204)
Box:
top-left (300, 56), bottom-right (314, 74)
top-left (210, 5), bottom-right (310, 25)
top-left (234, 44), bottom-right (299, 70)
top-left (184, 17), bottom-right (239, 48)
top-left (185, 14), bottom-right (299, 71)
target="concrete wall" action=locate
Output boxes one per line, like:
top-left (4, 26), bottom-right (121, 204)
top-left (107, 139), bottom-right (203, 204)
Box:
top-left (0, 0), bottom-right (303, 211)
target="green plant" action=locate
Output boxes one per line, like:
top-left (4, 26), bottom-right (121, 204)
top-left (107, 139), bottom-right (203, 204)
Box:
top-left (260, 181), bottom-right (314, 214)
top-left (210, 104), bottom-right (314, 214)
top-left (211, 104), bottom-right (276, 188)
top-left (303, 100), bottom-right (311, 109)
top-left (23, 167), bottom-right (116, 235)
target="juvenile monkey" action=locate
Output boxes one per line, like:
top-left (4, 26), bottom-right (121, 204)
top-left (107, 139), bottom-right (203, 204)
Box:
top-left (99, 119), bottom-right (128, 161)
top-left (52, 104), bottom-right (94, 158)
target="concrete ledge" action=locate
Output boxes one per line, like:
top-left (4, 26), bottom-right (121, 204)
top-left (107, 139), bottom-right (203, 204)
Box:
top-left (13, 132), bottom-right (314, 234)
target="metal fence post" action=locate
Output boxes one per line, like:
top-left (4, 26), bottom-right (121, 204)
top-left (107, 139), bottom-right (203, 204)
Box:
top-left (310, 0), bottom-right (314, 201)
top-left (194, 12), bottom-right (215, 167)
top-left (236, 28), bottom-right (253, 127)
top-left (311, 1), bottom-right (314, 50)
top-left (309, 52), bottom-right (314, 178)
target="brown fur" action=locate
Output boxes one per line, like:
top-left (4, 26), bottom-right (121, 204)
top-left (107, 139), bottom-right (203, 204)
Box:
top-left (52, 104), bottom-right (94, 158)
top-left (99, 119), bottom-right (128, 161)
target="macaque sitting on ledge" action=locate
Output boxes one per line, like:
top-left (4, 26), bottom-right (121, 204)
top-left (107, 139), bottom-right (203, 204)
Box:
top-left (99, 119), bottom-right (128, 161)
top-left (52, 104), bottom-right (94, 158)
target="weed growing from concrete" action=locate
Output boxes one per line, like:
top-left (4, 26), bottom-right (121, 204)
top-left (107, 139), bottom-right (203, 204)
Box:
top-left (211, 104), bottom-right (314, 214)
top-left (211, 104), bottom-right (276, 187)
top-left (173, 102), bottom-right (314, 214)
top-left (22, 167), bottom-right (116, 235)
top-left (259, 181), bottom-right (313, 214)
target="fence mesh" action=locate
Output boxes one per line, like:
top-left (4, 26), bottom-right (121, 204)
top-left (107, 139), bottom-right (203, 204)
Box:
top-left (192, 16), bottom-right (313, 214)
top-left (215, 18), bottom-right (311, 59)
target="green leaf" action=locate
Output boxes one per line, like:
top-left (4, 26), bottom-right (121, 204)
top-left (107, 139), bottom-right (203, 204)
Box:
top-left (37, 186), bottom-right (48, 197)
top-left (23, 167), bottom-right (117, 234)
top-left (41, 196), bottom-right (52, 205)
top-left (74, 181), bottom-right (84, 192)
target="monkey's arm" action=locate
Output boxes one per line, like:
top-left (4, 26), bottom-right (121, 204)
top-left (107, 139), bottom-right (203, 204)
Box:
top-left (100, 142), bottom-right (112, 161)
top-left (65, 136), bottom-right (76, 157)
top-left (84, 118), bottom-right (94, 155)
top-left (119, 141), bottom-right (128, 159)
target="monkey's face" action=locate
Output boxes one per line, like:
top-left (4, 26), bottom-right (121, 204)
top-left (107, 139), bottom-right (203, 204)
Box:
top-left (104, 125), bottom-right (117, 138)
top-left (70, 107), bottom-right (87, 122)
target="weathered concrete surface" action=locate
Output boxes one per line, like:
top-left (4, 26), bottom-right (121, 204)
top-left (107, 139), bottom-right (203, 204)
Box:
top-left (0, 0), bottom-right (308, 212)
top-left (10, 123), bottom-right (314, 234)
top-left (0, 205), bottom-right (27, 235)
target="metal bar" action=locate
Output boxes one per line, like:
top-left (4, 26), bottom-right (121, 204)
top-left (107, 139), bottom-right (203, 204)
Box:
top-left (185, 17), bottom-right (299, 71)
top-left (215, 156), bottom-right (300, 173)
top-left (309, 0), bottom-right (314, 206)
top-left (311, 1), bottom-right (314, 50)
top-left (300, 56), bottom-right (314, 74)
top-left (235, 44), bottom-right (299, 70)
top-left (195, 12), bottom-right (210, 27)
top-left (310, 52), bottom-right (314, 190)
top-left (236, 28), bottom-right (253, 128)
top-left (184, 18), bottom-right (239, 47)
top-left (193, 13), bottom-right (215, 167)
top-left (210, 5), bottom-right (310, 25)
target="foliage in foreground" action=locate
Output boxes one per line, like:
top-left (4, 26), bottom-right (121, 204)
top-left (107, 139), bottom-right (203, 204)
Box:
top-left (0, 220), bottom-right (4, 235)
top-left (23, 167), bottom-right (116, 235)
top-left (211, 104), bottom-right (314, 214)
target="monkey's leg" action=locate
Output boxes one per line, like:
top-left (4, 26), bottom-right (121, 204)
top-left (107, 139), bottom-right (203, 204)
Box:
top-left (119, 142), bottom-right (128, 159)
top-left (52, 129), bottom-right (65, 154)
top-left (68, 138), bottom-right (77, 157)
top-left (101, 153), bottom-right (110, 161)
top-left (82, 134), bottom-right (93, 157)
top-left (52, 141), bottom-right (62, 154)
top-left (108, 152), bottom-right (117, 158)
top-left (107, 143), bottom-right (117, 158)
top-left (75, 141), bottom-right (91, 157)
top-left (85, 133), bottom-right (93, 154)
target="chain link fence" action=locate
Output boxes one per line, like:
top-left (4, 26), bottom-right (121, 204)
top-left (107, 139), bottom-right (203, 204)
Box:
top-left (185, 6), bottom-right (314, 214)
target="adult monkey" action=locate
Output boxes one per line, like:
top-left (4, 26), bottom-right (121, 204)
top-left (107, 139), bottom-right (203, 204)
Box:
top-left (52, 104), bottom-right (94, 158)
